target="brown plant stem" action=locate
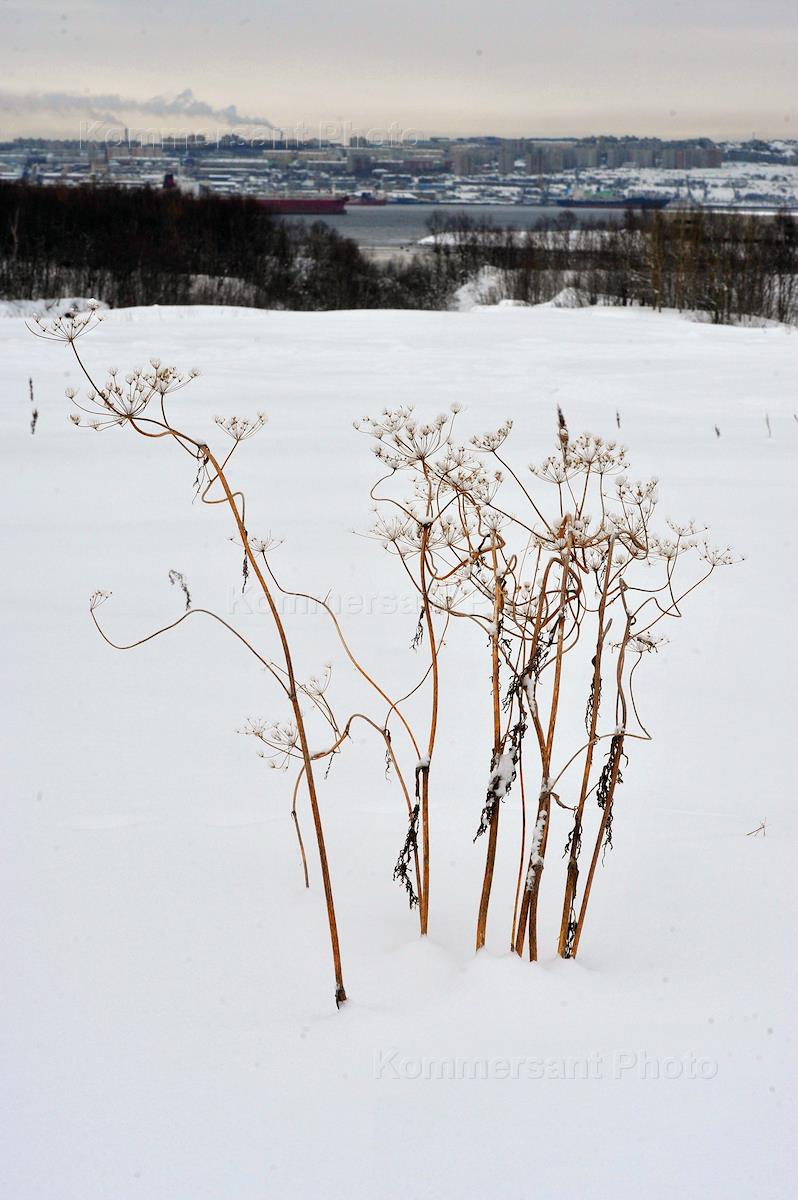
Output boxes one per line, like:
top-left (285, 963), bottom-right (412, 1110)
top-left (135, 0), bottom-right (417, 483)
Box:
top-left (520, 541), bottom-right (571, 959)
top-left (476, 532), bottom-right (505, 950)
top-left (290, 769), bottom-right (311, 889)
top-left (557, 538), bottom-right (614, 956)
top-left (417, 514), bottom-right (439, 935)
top-left (510, 745), bottom-right (527, 949)
top-left (570, 610), bottom-right (633, 959)
top-left (205, 447), bottom-right (347, 1003)
top-left (514, 786), bottom-right (551, 960)
top-left (570, 734), bottom-right (625, 957)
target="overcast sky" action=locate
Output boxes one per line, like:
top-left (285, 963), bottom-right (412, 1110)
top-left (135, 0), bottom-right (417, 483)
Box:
top-left (1, 0), bottom-right (795, 140)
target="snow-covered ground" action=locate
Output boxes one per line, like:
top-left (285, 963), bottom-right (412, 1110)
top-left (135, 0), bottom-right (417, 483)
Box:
top-left (2, 302), bottom-right (796, 1198)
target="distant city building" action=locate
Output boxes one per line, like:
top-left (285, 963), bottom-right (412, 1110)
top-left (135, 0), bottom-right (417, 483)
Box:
top-left (0, 133), bottom-right (793, 210)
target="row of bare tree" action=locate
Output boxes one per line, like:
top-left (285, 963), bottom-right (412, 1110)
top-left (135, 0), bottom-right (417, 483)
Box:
top-left (425, 209), bottom-right (798, 323)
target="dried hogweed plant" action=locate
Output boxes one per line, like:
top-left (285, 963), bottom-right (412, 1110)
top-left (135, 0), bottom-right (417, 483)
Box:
top-left (359, 402), bottom-right (734, 959)
top-left (30, 305), bottom-right (351, 1006)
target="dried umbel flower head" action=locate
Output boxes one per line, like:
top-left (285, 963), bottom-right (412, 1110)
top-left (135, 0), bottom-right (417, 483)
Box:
top-left (371, 512), bottom-right (415, 551)
top-left (531, 433), bottom-right (628, 487)
top-left (27, 304), bottom-right (104, 344)
top-left (214, 413), bottom-right (268, 442)
top-left (65, 363), bottom-right (200, 430)
top-left (354, 405), bottom-right (415, 437)
top-left (568, 433), bottom-right (628, 476)
top-left (301, 664), bottom-right (333, 699)
top-left (530, 454), bottom-right (570, 484)
top-left (470, 421), bottom-right (513, 452)
top-left (628, 632), bottom-right (668, 654)
top-left (701, 543), bottom-right (738, 567)
top-left (89, 590), bottom-right (111, 611)
top-left (240, 718), bottom-right (301, 769)
top-left (250, 533), bottom-right (284, 556)
top-left (356, 404), bottom-right (460, 468)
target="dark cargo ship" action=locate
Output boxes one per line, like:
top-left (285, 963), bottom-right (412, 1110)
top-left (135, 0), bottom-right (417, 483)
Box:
top-left (348, 192), bottom-right (388, 207)
top-left (556, 194), bottom-right (670, 210)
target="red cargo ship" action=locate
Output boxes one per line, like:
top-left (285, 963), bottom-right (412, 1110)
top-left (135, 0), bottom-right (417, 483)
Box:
top-left (259, 196), bottom-right (348, 215)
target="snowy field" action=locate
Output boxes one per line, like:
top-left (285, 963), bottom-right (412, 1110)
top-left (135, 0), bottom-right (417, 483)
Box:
top-left (2, 302), bottom-right (796, 1198)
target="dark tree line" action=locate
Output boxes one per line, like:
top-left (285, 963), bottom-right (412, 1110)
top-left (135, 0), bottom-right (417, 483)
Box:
top-left (2, 183), bottom-right (796, 323)
top-left (0, 182), bottom-right (446, 311)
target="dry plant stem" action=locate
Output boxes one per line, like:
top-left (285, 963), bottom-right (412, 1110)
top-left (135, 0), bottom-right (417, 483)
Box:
top-left (510, 747), bottom-right (527, 949)
top-left (557, 539), bottom-right (615, 956)
top-left (513, 891), bottom-right (531, 957)
top-left (511, 563), bottom-right (556, 957)
top-left (419, 768), bottom-right (431, 933)
top-left (89, 605), bottom-right (287, 693)
top-left (475, 533), bottom-right (505, 950)
top-left (570, 615), bottom-right (632, 958)
top-left (418, 516), bottom-right (439, 935)
top-left (545, 550), bottom-right (570, 765)
top-left (527, 549), bottom-right (570, 960)
top-left (512, 784), bottom-right (551, 960)
top-left (528, 797), bottom-right (551, 962)
top-left (570, 734), bottom-right (625, 958)
top-left (387, 749), bottom-right (424, 931)
top-left (290, 770), bottom-right (311, 889)
top-left (204, 448), bottom-right (347, 1005)
top-left (514, 541), bottom-right (571, 960)
top-left (513, 888), bottom-right (532, 956)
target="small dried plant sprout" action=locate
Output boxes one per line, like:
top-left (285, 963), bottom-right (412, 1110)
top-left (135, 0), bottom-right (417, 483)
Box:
top-left (31, 306), bottom-right (348, 1008)
top-left (29, 377), bottom-right (38, 435)
top-left (360, 402), bottom-right (734, 962)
